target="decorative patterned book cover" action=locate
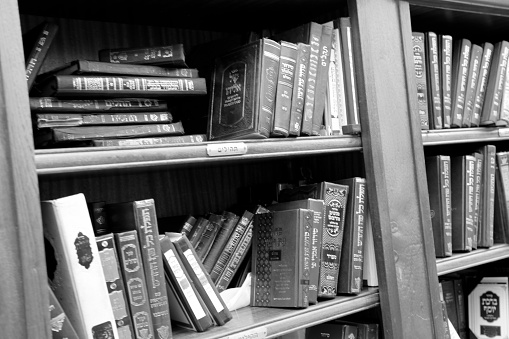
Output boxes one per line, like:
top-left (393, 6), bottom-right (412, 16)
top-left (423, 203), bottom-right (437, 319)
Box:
top-left (450, 38), bottom-right (471, 128)
top-left (425, 31), bottom-right (443, 129)
top-left (36, 111), bottom-right (172, 128)
top-left (48, 284), bottom-right (80, 339)
top-left (96, 233), bottom-right (135, 339)
top-left (462, 44), bottom-right (483, 127)
top-left (41, 193), bottom-right (119, 339)
top-left (106, 199), bottom-right (172, 339)
top-left (412, 32), bottom-right (430, 130)
top-left (471, 42), bottom-right (494, 127)
top-left (251, 208), bottom-right (312, 308)
top-left (202, 211), bottom-right (239, 272)
top-left (98, 44), bottom-right (188, 67)
top-left (288, 42), bottom-right (310, 136)
top-left (440, 34), bottom-right (453, 128)
top-left (29, 97), bottom-right (168, 113)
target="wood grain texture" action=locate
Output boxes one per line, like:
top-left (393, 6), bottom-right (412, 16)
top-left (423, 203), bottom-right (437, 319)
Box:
top-left (0, 0), bottom-right (50, 337)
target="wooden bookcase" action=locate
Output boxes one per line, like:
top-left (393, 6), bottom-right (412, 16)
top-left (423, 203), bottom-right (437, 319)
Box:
top-left (2, 0), bottom-right (509, 338)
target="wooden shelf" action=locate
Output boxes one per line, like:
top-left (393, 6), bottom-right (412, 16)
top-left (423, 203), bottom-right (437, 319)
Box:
top-left (34, 135), bottom-right (362, 175)
top-left (436, 243), bottom-right (509, 276)
top-left (421, 127), bottom-right (509, 146)
top-left (172, 288), bottom-right (379, 339)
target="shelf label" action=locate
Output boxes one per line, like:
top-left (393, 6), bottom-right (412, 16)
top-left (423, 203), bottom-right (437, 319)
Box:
top-left (499, 128), bottom-right (509, 137)
top-left (207, 142), bottom-right (247, 157)
top-left (224, 326), bottom-right (267, 339)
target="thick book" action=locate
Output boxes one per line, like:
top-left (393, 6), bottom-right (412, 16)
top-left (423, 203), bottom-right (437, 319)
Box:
top-left (336, 177), bottom-right (367, 295)
top-left (477, 144), bottom-right (497, 248)
top-left (471, 151), bottom-right (483, 249)
top-left (288, 43), bottom-right (310, 136)
top-left (36, 111), bottom-right (172, 128)
top-left (202, 211), bottom-right (239, 273)
top-left (23, 21), bottom-right (59, 90)
top-left (34, 75), bottom-right (207, 97)
top-left (99, 44), bottom-right (188, 67)
top-left (462, 44), bottom-right (483, 127)
top-left (30, 97), bottom-right (168, 113)
top-left (450, 38), bottom-right (471, 128)
top-left (96, 233), bottom-right (135, 339)
top-left (41, 193), bottom-right (119, 339)
top-left (208, 38), bottom-right (281, 140)
top-left (49, 121), bottom-right (184, 142)
top-left (412, 32), bottom-right (429, 130)
top-left (495, 151), bottom-right (509, 244)
top-left (194, 213), bottom-right (223, 261)
top-left (326, 27), bottom-right (347, 136)
top-left (480, 40), bottom-right (509, 126)
top-left (271, 21), bottom-right (323, 136)
top-left (48, 284), bottom-right (80, 339)
top-left (450, 155), bottom-right (476, 252)
top-left (425, 155), bottom-right (453, 257)
top-left (268, 198), bottom-right (324, 304)
top-left (471, 42), bottom-right (494, 127)
top-left (92, 134), bottom-right (206, 147)
top-left (106, 199), bottom-right (173, 339)
top-left (114, 230), bottom-right (156, 339)
top-left (159, 235), bottom-right (214, 332)
top-left (166, 232), bottom-right (233, 326)
top-left (425, 31), bottom-right (443, 129)
top-left (440, 34), bottom-right (453, 128)
top-left (251, 209), bottom-right (313, 308)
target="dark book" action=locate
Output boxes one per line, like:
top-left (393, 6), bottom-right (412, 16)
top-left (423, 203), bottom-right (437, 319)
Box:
top-left (106, 199), bottom-right (173, 339)
top-left (251, 209), bottom-right (313, 308)
top-left (440, 34), bottom-right (453, 128)
top-left (87, 201), bottom-right (110, 236)
top-left (33, 75), bottom-right (207, 97)
top-left (29, 97), bottom-right (168, 113)
top-left (425, 155), bottom-right (453, 257)
top-left (48, 283), bottom-right (80, 339)
top-left (438, 282), bottom-right (452, 339)
top-left (271, 21), bottom-right (322, 136)
top-left (306, 321), bottom-right (358, 339)
top-left (268, 198), bottom-right (324, 304)
top-left (166, 232), bottom-right (233, 326)
top-left (48, 121), bottom-right (184, 142)
top-left (344, 320), bottom-right (379, 339)
top-left (209, 210), bottom-right (254, 283)
top-left (450, 38), bottom-right (471, 128)
top-left (23, 21), bottom-right (59, 90)
top-left (36, 111), bottom-right (172, 128)
top-left (454, 278), bottom-right (467, 339)
top-left (425, 31), bottom-right (443, 129)
top-left (311, 21), bottom-right (333, 136)
top-left (450, 155), bottom-right (476, 252)
top-left (202, 211), bottom-right (239, 273)
top-left (91, 134), bottom-right (206, 147)
top-left (271, 41), bottom-right (298, 137)
top-left (98, 44), bottom-right (188, 67)
top-left (96, 233), bottom-right (135, 339)
top-left (179, 215), bottom-right (197, 238)
top-left (194, 213), bottom-right (222, 261)
top-left (471, 151), bottom-right (483, 249)
top-left (288, 43), bottom-right (310, 136)
top-left (477, 144), bottom-right (497, 248)
top-left (441, 279), bottom-right (460, 335)
top-left (189, 217), bottom-right (210, 247)
top-left (471, 42), bottom-right (494, 127)
top-left (495, 151), bottom-right (509, 244)
top-left (480, 40), bottom-right (509, 126)
top-left (159, 236), bottom-right (214, 332)
top-left (412, 32), bottom-right (430, 130)
top-left (336, 177), bottom-right (367, 295)
top-left (207, 38), bottom-right (281, 141)
top-left (462, 44), bottom-right (483, 127)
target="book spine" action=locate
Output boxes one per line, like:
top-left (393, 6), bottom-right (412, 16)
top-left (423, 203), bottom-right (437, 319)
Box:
top-left (300, 23), bottom-right (322, 136)
top-left (37, 112), bottom-right (172, 128)
top-left (258, 38), bottom-right (281, 137)
top-left (115, 230), bottom-right (155, 339)
top-left (189, 217), bottom-right (210, 247)
top-left (479, 145), bottom-right (497, 247)
top-left (441, 35), bottom-right (453, 128)
top-left (451, 156), bottom-right (475, 252)
top-left (425, 32), bottom-right (442, 129)
top-left (441, 156), bottom-right (453, 257)
top-left (272, 41), bottom-right (298, 137)
top-left (471, 43), bottom-right (494, 127)
top-left (499, 56), bottom-right (509, 125)
top-left (99, 44), bottom-right (187, 67)
top-left (331, 27), bottom-right (348, 135)
top-left (472, 153), bottom-right (483, 249)
top-left (288, 43), bottom-right (310, 136)
top-left (92, 134), bottom-right (206, 147)
top-left (481, 41), bottom-right (509, 126)
top-left (48, 284), bottom-right (80, 339)
top-left (340, 18), bottom-right (360, 131)
top-left (77, 60), bottom-right (199, 78)
top-left (30, 97), bottom-right (169, 112)
top-left (179, 216), bottom-right (197, 238)
top-left (466, 156), bottom-right (476, 252)
top-left (450, 39), bottom-right (471, 128)
top-left (202, 211), bottom-right (239, 273)
top-left (300, 209), bottom-right (313, 308)
top-left (87, 201), bottom-right (110, 236)
top-left (25, 22), bottom-right (59, 90)
top-left (194, 214), bottom-right (222, 261)
top-left (132, 199), bottom-right (172, 339)
top-left (462, 44), bottom-right (483, 127)
top-left (96, 233), bottom-right (135, 339)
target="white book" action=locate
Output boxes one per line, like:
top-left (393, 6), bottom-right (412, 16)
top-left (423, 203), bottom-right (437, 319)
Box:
top-left (41, 193), bottom-right (119, 339)
top-left (331, 27), bottom-right (348, 135)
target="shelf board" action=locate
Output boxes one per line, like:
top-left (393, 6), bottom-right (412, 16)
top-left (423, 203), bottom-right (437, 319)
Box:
top-left (172, 288), bottom-right (379, 339)
top-left (436, 243), bottom-right (509, 276)
top-left (34, 135), bottom-right (362, 175)
top-left (421, 127), bottom-right (509, 145)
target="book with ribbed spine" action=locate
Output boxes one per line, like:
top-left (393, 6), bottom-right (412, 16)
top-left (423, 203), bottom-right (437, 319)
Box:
top-left (288, 43), bottom-right (310, 136)
top-left (99, 44), bottom-right (188, 67)
top-left (36, 111), bottom-right (172, 128)
top-left (471, 42), bottom-right (494, 127)
top-left (30, 97), bottom-right (168, 112)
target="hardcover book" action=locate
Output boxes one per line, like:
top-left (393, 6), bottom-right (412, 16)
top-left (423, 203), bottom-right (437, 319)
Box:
top-left (251, 209), bottom-right (313, 308)
top-left (495, 151), bottom-right (509, 244)
top-left (326, 27), bottom-right (347, 136)
top-left (23, 21), bottom-right (59, 90)
top-left (96, 233), bottom-right (135, 339)
top-left (478, 144), bottom-right (497, 248)
top-left (106, 199), bottom-right (173, 339)
top-left (499, 57), bottom-right (509, 125)
top-left (471, 42), bottom-right (494, 127)
top-left (425, 155), bottom-right (453, 257)
top-left (450, 38), bottom-right (471, 128)
top-left (194, 213), bottom-right (223, 261)
top-left (41, 193), bottom-right (119, 339)
top-left (462, 44), bottom-right (483, 127)
top-left (412, 32), bottom-right (430, 130)
top-left (440, 34), bottom-right (453, 128)
top-left (336, 177), bottom-right (367, 295)
top-left (471, 151), bottom-right (483, 249)
top-left (99, 44), bottom-right (188, 67)
top-left (114, 230), bottom-right (156, 339)
top-left (288, 43), bottom-right (310, 136)
top-left (91, 134), bottom-right (206, 147)
top-left (30, 97), bottom-right (168, 112)
top-left (425, 31), bottom-right (443, 129)
top-left (166, 232), bottom-right (233, 326)
top-left (189, 217), bottom-right (210, 247)
top-left (36, 111), bottom-right (172, 128)
top-left (87, 201), bottom-right (110, 236)
top-left (306, 321), bottom-right (358, 339)
top-left (48, 284), bottom-right (80, 339)
top-left (208, 38), bottom-right (281, 140)
top-left (33, 75), bottom-right (207, 97)
top-left (179, 215), bottom-right (197, 238)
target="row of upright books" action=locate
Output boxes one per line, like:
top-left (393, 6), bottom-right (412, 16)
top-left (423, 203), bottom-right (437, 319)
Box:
top-left (412, 31), bottom-right (509, 130)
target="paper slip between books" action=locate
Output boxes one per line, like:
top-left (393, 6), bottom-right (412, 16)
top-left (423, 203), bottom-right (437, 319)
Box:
top-left (219, 273), bottom-right (251, 311)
